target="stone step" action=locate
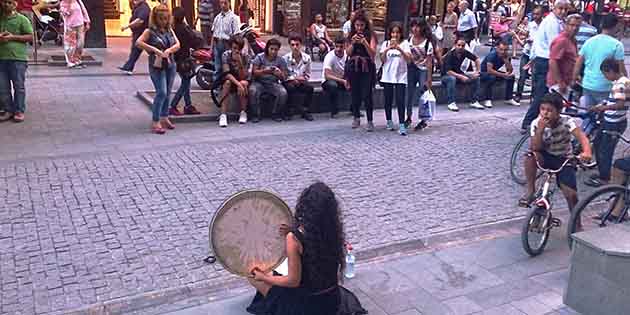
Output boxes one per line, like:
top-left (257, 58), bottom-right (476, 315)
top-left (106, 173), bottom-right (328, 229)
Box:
top-left (137, 78), bottom-right (530, 123)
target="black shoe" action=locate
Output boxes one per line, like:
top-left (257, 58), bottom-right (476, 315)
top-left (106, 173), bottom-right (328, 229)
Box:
top-left (404, 117), bottom-right (412, 129)
top-left (414, 120), bottom-right (428, 131)
top-left (251, 116), bottom-right (260, 123)
top-left (284, 115), bottom-right (292, 121)
top-left (302, 113), bottom-right (314, 121)
top-left (331, 111), bottom-right (338, 119)
top-left (272, 115), bottom-right (283, 122)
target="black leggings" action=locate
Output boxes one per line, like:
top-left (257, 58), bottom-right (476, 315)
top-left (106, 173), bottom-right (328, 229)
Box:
top-left (349, 72), bottom-right (374, 121)
top-left (382, 83), bottom-right (405, 124)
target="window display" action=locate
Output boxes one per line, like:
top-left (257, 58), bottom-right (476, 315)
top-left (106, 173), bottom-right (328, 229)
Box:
top-left (326, 0), bottom-right (350, 29)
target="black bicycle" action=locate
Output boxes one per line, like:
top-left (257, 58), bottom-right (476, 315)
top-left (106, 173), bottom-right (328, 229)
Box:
top-left (521, 155), bottom-right (594, 256)
top-left (567, 130), bottom-right (630, 248)
top-left (510, 93), bottom-right (599, 185)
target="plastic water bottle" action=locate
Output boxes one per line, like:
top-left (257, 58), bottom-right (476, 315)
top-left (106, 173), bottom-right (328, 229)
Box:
top-left (344, 243), bottom-right (355, 279)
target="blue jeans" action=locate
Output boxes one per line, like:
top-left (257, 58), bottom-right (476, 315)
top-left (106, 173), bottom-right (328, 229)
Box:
top-left (480, 72), bottom-right (515, 101)
top-left (516, 54), bottom-right (530, 99)
top-left (213, 40), bottom-right (227, 81)
top-left (440, 74), bottom-right (480, 104)
top-left (149, 64), bottom-right (176, 122)
top-left (121, 33), bottom-right (143, 71)
top-left (170, 72), bottom-right (192, 108)
top-left (595, 120), bottom-right (628, 181)
top-left (522, 57), bottom-right (549, 129)
top-left (406, 65), bottom-right (428, 120)
top-left (0, 60), bottom-right (27, 114)
top-left (580, 88), bottom-right (609, 133)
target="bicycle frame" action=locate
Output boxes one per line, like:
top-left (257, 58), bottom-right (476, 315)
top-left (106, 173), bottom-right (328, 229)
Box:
top-left (534, 173), bottom-right (556, 211)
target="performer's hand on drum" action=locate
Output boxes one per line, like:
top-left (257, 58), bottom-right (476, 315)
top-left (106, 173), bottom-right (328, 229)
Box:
top-left (279, 224), bottom-right (291, 237)
top-left (250, 267), bottom-right (266, 281)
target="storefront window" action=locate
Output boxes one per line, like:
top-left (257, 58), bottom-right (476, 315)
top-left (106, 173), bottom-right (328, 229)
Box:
top-left (353, 0), bottom-right (387, 30)
top-left (326, 0), bottom-right (350, 29)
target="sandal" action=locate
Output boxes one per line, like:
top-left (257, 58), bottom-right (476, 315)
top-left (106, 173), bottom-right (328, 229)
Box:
top-left (12, 112), bottom-right (24, 123)
top-left (151, 126), bottom-right (166, 134)
top-left (161, 118), bottom-right (175, 130)
top-left (518, 194), bottom-right (536, 208)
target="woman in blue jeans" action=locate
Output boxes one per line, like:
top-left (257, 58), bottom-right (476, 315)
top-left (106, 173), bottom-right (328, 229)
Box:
top-left (136, 4), bottom-right (180, 134)
top-left (169, 7), bottom-right (200, 116)
top-left (406, 18), bottom-right (434, 131)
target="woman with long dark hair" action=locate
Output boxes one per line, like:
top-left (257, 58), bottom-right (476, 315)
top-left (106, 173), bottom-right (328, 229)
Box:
top-left (380, 22), bottom-right (411, 135)
top-left (246, 182), bottom-right (366, 315)
top-left (406, 18), bottom-right (434, 131)
top-left (346, 10), bottom-right (378, 132)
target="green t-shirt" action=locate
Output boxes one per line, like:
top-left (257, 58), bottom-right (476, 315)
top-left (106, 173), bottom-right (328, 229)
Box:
top-left (0, 13), bottom-right (33, 62)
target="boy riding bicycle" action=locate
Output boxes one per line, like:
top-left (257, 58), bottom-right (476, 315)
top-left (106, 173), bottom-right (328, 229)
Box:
top-left (597, 57), bottom-right (630, 220)
top-left (520, 93), bottom-right (593, 211)
top-left (586, 58), bottom-right (630, 187)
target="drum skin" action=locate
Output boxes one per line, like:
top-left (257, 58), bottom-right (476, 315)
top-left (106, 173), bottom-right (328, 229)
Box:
top-left (210, 190), bottom-right (293, 277)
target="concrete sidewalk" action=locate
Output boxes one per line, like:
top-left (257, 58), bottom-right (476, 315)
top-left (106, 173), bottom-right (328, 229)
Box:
top-left (150, 224), bottom-right (581, 315)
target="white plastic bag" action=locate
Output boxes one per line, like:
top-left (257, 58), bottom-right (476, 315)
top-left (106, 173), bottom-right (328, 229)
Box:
top-left (419, 90), bottom-right (437, 121)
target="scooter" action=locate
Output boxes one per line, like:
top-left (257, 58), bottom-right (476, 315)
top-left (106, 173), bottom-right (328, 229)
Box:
top-left (192, 23), bottom-right (265, 91)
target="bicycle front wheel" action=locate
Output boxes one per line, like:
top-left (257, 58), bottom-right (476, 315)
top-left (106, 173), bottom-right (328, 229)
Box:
top-left (567, 184), bottom-right (628, 249)
top-left (510, 134), bottom-right (530, 185)
top-left (521, 206), bottom-right (552, 257)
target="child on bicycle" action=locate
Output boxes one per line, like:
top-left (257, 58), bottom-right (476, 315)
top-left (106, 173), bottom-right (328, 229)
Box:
top-left (585, 57), bottom-right (630, 187)
top-left (519, 93), bottom-right (593, 211)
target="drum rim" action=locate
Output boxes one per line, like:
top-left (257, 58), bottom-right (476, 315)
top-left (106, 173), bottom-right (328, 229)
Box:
top-left (209, 189), bottom-right (293, 277)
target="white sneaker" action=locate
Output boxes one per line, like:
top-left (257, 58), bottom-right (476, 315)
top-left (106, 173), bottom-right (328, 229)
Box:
top-left (505, 99), bottom-right (520, 106)
top-left (219, 114), bottom-right (228, 127)
top-left (238, 111), bottom-right (247, 124)
top-left (447, 102), bottom-right (459, 112)
top-left (470, 101), bottom-right (485, 109)
top-left (482, 100), bottom-right (493, 108)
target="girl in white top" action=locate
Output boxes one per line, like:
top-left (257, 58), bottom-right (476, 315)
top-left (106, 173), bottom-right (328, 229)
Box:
top-left (379, 22), bottom-right (412, 135)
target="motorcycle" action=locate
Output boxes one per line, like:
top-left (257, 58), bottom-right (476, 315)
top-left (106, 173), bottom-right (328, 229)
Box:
top-left (192, 23), bottom-right (265, 91)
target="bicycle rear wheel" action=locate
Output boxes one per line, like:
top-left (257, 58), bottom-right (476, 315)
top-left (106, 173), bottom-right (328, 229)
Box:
top-left (510, 134), bottom-right (530, 185)
top-left (521, 206), bottom-right (552, 257)
top-left (567, 184), bottom-right (629, 249)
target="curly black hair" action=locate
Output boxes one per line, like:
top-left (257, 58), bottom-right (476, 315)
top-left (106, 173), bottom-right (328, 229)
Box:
top-left (294, 182), bottom-right (346, 288)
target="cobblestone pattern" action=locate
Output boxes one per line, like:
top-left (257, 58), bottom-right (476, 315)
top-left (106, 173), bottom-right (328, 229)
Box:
top-left (0, 115), bottom-right (532, 315)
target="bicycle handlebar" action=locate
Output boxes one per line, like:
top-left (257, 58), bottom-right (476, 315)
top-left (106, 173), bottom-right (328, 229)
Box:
top-left (534, 154), bottom-right (596, 174)
top-left (602, 130), bottom-right (630, 144)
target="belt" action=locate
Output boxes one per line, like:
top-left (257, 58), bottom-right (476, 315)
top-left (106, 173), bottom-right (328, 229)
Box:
top-left (214, 38), bottom-right (229, 43)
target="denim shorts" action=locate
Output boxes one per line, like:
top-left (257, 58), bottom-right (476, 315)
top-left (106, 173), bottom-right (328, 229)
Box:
top-left (537, 151), bottom-right (577, 191)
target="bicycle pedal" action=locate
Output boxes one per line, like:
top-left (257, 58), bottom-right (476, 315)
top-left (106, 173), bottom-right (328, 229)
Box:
top-left (551, 218), bottom-right (562, 227)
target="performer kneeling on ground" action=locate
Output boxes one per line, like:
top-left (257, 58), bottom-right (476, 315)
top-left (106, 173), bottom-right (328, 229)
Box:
top-left (246, 182), bottom-right (366, 315)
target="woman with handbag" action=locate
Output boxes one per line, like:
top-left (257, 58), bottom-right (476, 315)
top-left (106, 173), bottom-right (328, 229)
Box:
top-left (169, 7), bottom-right (201, 116)
top-left (406, 18), bottom-right (434, 131)
top-left (59, 0), bottom-right (90, 68)
top-left (379, 22), bottom-right (411, 135)
top-left (136, 4), bottom-right (180, 134)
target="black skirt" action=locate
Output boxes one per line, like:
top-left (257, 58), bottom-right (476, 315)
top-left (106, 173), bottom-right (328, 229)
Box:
top-left (246, 285), bottom-right (367, 315)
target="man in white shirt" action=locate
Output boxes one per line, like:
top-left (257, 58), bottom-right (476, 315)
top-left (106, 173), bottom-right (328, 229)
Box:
top-left (322, 36), bottom-right (349, 118)
top-left (457, 0), bottom-right (478, 44)
top-left (283, 34), bottom-right (314, 121)
top-left (342, 11), bottom-right (355, 38)
top-left (212, 0), bottom-right (240, 80)
top-left (521, 0), bottom-right (569, 132)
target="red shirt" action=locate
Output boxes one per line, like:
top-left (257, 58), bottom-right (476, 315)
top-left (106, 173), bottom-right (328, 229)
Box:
top-left (16, 0), bottom-right (33, 11)
top-left (603, 3), bottom-right (622, 14)
top-left (547, 32), bottom-right (577, 87)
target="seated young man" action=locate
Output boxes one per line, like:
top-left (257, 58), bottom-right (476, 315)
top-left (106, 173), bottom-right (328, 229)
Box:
top-left (282, 33), bottom-right (314, 121)
top-left (479, 41), bottom-right (519, 109)
top-left (586, 57), bottom-right (630, 187)
top-left (249, 38), bottom-right (288, 123)
top-left (520, 93), bottom-right (593, 211)
top-left (440, 38), bottom-right (483, 112)
top-left (321, 36), bottom-right (349, 118)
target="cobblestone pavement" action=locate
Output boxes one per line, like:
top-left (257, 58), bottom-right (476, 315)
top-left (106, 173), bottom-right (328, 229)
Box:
top-left (1, 38), bottom-right (628, 315)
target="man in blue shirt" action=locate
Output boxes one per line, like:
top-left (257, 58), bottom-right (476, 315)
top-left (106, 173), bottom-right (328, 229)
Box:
top-left (572, 14), bottom-right (626, 131)
top-left (480, 41), bottom-right (519, 108)
top-left (118, 0), bottom-right (150, 74)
